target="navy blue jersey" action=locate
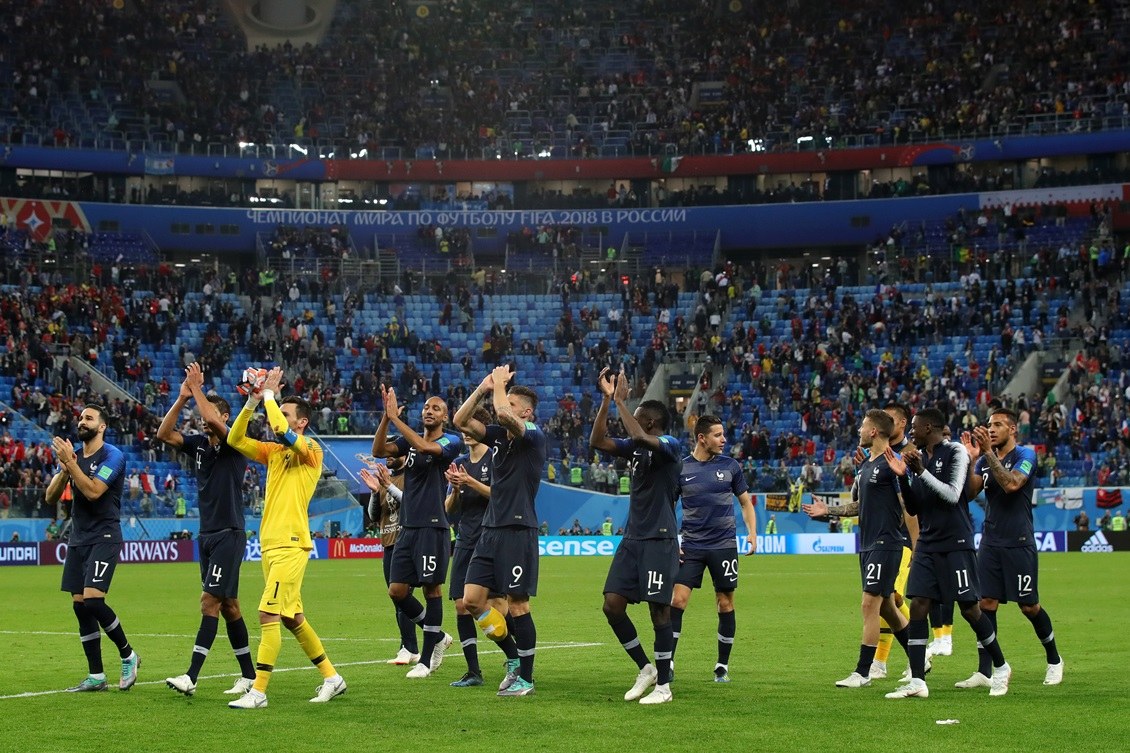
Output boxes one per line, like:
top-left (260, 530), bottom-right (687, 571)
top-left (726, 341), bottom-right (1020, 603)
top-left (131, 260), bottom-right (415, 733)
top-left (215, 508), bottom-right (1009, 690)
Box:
top-left (872, 436), bottom-right (911, 543)
top-left (976, 445), bottom-right (1037, 548)
top-left (899, 440), bottom-right (974, 552)
top-left (69, 443), bottom-right (126, 546)
top-left (856, 454), bottom-right (908, 551)
top-left (181, 433), bottom-right (247, 534)
top-left (453, 451), bottom-right (492, 547)
top-left (394, 432), bottom-right (464, 529)
top-left (606, 435), bottom-right (682, 539)
top-left (482, 422), bottom-right (546, 529)
top-left (679, 454), bottom-right (748, 550)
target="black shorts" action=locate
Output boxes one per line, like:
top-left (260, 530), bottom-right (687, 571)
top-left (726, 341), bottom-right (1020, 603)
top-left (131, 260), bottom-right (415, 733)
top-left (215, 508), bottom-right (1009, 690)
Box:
top-left (978, 545), bottom-right (1040, 605)
top-left (61, 542), bottom-right (121, 594)
top-left (389, 527), bottom-right (450, 586)
top-left (859, 548), bottom-right (903, 597)
top-left (466, 527), bottom-right (539, 597)
top-left (604, 538), bottom-right (679, 604)
top-left (198, 529), bottom-right (246, 599)
top-left (906, 549), bottom-right (981, 604)
top-left (675, 547), bottom-right (739, 592)
top-left (449, 544), bottom-right (476, 600)
top-left (382, 543), bottom-right (395, 586)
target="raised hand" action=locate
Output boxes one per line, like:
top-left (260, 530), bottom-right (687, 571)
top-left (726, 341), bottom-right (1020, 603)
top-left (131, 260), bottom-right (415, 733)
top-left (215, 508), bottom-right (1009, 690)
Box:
top-left (613, 366), bottom-right (630, 402)
top-left (597, 367), bottom-right (615, 398)
top-left (372, 462), bottom-right (392, 487)
top-left (381, 385), bottom-right (400, 419)
top-left (884, 445), bottom-right (908, 476)
top-left (477, 371), bottom-right (495, 393)
top-left (52, 437), bottom-right (76, 466)
top-left (960, 430), bottom-right (980, 463)
top-left (262, 367), bottom-right (283, 393)
top-left (901, 446), bottom-right (924, 475)
top-left (972, 425), bottom-right (994, 457)
top-left (491, 364), bottom-right (514, 389)
top-left (801, 498), bottom-right (829, 518)
top-left (359, 468), bottom-right (383, 492)
top-left (853, 446), bottom-right (868, 465)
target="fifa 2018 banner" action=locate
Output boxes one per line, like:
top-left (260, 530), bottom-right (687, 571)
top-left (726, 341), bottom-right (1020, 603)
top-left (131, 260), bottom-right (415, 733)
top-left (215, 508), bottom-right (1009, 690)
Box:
top-left (38, 540), bottom-right (196, 565)
top-left (328, 538), bottom-right (385, 559)
top-left (0, 542), bottom-right (40, 565)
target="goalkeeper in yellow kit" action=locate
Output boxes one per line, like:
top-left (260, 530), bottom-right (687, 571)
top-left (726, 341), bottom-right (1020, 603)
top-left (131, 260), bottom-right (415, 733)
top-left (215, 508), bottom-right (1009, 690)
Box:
top-left (225, 367), bottom-right (347, 709)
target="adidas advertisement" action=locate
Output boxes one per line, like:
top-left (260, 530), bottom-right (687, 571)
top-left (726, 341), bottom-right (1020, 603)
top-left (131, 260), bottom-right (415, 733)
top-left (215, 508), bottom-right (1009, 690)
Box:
top-left (1067, 530), bottom-right (1130, 552)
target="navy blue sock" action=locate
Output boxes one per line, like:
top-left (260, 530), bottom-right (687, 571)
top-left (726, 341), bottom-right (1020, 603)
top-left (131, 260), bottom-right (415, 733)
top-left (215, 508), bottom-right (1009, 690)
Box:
top-left (670, 606), bottom-right (685, 658)
top-left (654, 620), bottom-right (674, 685)
top-left (397, 610), bottom-right (420, 654)
top-left (512, 612), bottom-right (536, 683)
top-left (73, 601), bottom-right (103, 675)
top-left (84, 597), bottom-right (132, 658)
top-left (908, 618), bottom-right (929, 679)
top-left (187, 615), bottom-right (219, 681)
top-left (855, 644), bottom-right (878, 677)
top-left (609, 614), bottom-right (649, 669)
top-left (456, 613), bottom-right (480, 674)
top-left (892, 625), bottom-right (910, 653)
top-left (1025, 607), bottom-right (1060, 664)
top-left (971, 610), bottom-right (1006, 668)
top-left (225, 616), bottom-right (256, 679)
top-left (976, 609), bottom-right (994, 677)
top-left (419, 596), bottom-right (444, 669)
top-left (717, 610), bottom-right (736, 666)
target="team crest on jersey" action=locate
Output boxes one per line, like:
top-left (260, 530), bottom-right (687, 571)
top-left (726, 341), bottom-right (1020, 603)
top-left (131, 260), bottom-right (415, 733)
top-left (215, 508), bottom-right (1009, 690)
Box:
top-left (715, 470), bottom-right (726, 481)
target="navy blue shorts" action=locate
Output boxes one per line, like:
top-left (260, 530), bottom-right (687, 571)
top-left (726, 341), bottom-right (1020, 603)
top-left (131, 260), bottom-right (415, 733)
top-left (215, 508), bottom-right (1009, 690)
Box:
top-left (603, 538), bottom-right (679, 604)
top-left (449, 544), bottom-right (476, 600)
top-left (389, 527), bottom-right (450, 586)
top-left (906, 549), bottom-right (981, 604)
top-left (859, 548), bottom-right (903, 597)
top-left (675, 547), bottom-right (739, 592)
top-left (978, 545), bottom-right (1040, 604)
top-left (466, 527), bottom-right (539, 597)
top-left (61, 542), bottom-right (121, 594)
top-left (198, 529), bottom-right (246, 599)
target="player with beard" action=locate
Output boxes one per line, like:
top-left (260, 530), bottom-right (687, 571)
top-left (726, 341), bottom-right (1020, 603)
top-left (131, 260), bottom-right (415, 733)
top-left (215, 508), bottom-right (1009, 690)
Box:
top-left (372, 388), bottom-right (465, 679)
top-left (957, 408), bottom-right (1063, 689)
top-left (46, 405), bottom-right (139, 692)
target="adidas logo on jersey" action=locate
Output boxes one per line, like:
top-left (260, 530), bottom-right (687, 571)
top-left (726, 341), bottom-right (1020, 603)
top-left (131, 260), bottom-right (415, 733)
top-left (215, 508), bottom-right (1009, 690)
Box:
top-left (1080, 531), bottom-right (1114, 553)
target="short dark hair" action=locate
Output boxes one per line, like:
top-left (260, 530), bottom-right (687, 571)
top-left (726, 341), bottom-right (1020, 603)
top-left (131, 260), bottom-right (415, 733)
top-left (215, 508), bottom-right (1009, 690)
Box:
top-left (865, 409), bottom-right (894, 437)
top-left (991, 407), bottom-right (1019, 426)
top-left (915, 407), bottom-right (946, 429)
top-left (280, 396), bottom-right (312, 421)
top-left (638, 399), bottom-right (671, 432)
top-left (695, 414), bottom-right (723, 441)
top-left (207, 395), bottom-right (231, 416)
top-left (883, 402), bottom-right (910, 425)
top-left (508, 385), bottom-right (538, 412)
top-left (84, 404), bottom-right (109, 426)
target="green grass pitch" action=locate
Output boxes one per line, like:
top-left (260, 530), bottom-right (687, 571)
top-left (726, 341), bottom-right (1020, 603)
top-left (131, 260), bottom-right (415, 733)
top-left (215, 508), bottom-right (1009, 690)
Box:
top-left (2, 553), bottom-right (1122, 753)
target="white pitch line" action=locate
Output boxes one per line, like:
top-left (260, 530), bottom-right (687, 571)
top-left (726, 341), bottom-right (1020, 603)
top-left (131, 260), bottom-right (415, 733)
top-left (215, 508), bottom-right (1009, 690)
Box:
top-left (0, 641), bottom-right (605, 700)
top-left (0, 630), bottom-right (402, 643)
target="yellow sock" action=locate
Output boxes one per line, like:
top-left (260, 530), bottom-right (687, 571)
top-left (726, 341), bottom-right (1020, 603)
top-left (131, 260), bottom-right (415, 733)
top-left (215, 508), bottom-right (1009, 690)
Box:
top-left (933, 627), bottom-right (944, 640)
top-left (942, 624), bottom-right (953, 638)
top-left (898, 600), bottom-right (910, 622)
top-left (253, 621), bottom-right (281, 693)
top-left (291, 619), bottom-right (337, 679)
top-left (475, 607), bottom-right (508, 641)
top-left (875, 623), bottom-right (894, 663)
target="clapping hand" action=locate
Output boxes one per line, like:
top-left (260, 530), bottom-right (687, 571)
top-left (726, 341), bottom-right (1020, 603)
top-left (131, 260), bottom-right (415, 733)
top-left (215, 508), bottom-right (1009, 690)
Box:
top-left (884, 446), bottom-right (908, 477)
top-left (901, 446), bottom-right (924, 475)
top-left (597, 367), bottom-right (615, 398)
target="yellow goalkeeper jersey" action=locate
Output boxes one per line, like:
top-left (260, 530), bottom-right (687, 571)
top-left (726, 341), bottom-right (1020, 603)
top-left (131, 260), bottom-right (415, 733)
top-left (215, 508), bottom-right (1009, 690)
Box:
top-left (228, 398), bottom-right (323, 552)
